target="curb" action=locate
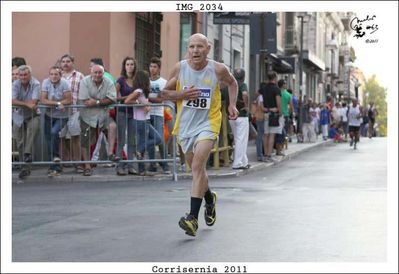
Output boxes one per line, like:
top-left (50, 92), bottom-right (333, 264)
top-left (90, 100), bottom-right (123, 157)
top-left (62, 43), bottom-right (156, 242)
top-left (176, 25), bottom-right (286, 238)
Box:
top-left (12, 140), bottom-right (334, 184)
top-left (180, 139), bottom-right (334, 180)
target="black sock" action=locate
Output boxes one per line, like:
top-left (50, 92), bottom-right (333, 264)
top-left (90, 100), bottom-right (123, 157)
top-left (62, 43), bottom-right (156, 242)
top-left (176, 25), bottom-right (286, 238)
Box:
top-left (204, 188), bottom-right (213, 204)
top-left (190, 197), bottom-right (203, 220)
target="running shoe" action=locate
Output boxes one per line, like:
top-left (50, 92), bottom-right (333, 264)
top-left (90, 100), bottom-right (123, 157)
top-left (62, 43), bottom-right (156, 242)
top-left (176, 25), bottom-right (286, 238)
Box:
top-left (178, 214), bottom-right (198, 237)
top-left (349, 139), bottom-right (354, 147)
top-left (204, 192), bottom-right (217, 226)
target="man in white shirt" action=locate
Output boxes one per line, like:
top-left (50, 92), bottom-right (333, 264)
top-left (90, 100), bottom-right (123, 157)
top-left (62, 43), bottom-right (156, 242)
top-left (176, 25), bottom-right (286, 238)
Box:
top-left (78, 65), bottom-right (116, 176)
top-left (148, 57), bottom-right (170, 173)
top-left (59, 54), bottom-right (85, 171)
top-left (339, 102), bottom-right (349, 141)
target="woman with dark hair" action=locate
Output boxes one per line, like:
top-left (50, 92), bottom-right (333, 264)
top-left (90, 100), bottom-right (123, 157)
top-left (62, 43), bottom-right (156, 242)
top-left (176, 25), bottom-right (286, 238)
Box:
top-left (125, 70), bottom-right (162, 175)
top-left (254, 82), bottom-right (267, 161)
top-left (115, 57), bottom-right (137, 175)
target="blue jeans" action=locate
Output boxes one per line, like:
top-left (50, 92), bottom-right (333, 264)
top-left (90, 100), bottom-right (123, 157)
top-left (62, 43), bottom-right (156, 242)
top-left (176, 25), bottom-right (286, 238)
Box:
top-left (44, 115), bottom-right (67, 170)
top-left (148, 115), bottom-right (168, 169)
top-left (133, 119), bottom-right (162, 173)
top-left (256, 119), bottom-right (265, 158)
top-left (116, 111), bottom-right (136, 168)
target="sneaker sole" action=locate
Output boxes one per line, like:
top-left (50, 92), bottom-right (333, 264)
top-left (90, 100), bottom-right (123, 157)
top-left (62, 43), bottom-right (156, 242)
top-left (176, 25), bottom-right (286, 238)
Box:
top-left (205, 192), bottom-right (217, 226)
top-left (178, 218), bottom-right (197, 237)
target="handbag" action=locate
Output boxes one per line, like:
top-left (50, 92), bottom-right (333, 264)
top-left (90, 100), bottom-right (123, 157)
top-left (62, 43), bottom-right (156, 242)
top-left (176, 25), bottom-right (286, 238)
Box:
top-left (268, 112), bottom-right (280, 127)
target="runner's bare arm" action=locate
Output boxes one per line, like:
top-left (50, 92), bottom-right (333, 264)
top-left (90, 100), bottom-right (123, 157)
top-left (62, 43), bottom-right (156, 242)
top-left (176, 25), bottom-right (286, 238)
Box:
top-left (161, 62), bottom-right (200, 101)
top-left (215, 62), bottom-right (238, 106)
top-left (215, 62), bottom-right (239, 119)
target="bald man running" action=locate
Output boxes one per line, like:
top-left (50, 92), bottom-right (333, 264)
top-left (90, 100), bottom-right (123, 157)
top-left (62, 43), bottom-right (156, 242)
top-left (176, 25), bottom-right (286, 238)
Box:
top-left (162, 33), bottom-right (239, 237)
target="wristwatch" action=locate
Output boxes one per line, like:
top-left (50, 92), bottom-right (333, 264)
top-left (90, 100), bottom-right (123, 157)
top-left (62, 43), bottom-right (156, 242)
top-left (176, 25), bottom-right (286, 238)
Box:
top-left (96, 99), bottom-right (100, 105)
top-left (57, 101), bottom-right (61, 106)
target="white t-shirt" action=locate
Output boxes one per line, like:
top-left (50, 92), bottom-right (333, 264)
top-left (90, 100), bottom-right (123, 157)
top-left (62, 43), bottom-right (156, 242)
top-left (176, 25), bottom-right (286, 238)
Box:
top-left (332, 107), bottom-right (341, 122)
top-left (315, 107), bottom-right (321, 120)
top-left (340, 106), bottom-right (348, 122)
top-left (348, 105), bottom-right (362, 127)
top-left (149, 77), bottom-right (167, 117)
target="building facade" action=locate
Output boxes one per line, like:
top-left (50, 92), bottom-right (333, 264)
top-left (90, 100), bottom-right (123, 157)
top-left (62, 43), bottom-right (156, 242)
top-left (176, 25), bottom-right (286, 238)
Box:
top-left (13, 12), bottom-right (182, 81)
top-left (13, 11), bottom-right (362, 104)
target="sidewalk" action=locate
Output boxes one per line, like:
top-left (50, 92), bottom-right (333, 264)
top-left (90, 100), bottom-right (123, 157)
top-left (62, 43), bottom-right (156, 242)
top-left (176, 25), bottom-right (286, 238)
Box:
top-left (12, 137), bottom-right (333, 183)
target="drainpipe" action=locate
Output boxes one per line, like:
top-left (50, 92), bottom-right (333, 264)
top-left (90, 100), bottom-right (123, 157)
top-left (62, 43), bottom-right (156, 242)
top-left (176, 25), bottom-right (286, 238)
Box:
top-left (202, 13), bottom-right (208, 36)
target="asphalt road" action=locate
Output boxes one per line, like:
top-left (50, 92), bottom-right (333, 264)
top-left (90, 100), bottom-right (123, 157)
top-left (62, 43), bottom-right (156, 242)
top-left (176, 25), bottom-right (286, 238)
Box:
top-left (12, 137), bottom-right (387, 262)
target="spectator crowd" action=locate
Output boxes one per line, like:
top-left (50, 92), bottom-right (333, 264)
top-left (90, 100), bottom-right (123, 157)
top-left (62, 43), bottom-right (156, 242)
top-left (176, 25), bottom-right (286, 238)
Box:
top-left (12, 56), bottom-right (378, 180)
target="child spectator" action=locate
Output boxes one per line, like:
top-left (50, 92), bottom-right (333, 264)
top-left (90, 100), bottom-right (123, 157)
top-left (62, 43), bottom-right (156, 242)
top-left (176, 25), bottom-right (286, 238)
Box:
top-left (329, 123), bottom-right (342, 143)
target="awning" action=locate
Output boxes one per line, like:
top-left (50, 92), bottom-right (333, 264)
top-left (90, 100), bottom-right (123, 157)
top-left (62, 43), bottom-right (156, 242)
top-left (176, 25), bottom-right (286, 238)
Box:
top-left (267, 53), bottom-right (295, 74)
top-left (303, 50), bottom-right (325, 71)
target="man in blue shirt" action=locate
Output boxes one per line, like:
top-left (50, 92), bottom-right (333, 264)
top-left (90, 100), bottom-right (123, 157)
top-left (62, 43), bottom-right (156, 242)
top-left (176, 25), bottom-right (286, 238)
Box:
top-left (12, 65), bottom-right (41, 179)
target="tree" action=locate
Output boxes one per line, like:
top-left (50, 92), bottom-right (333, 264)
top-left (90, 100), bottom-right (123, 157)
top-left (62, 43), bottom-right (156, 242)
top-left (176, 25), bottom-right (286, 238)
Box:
top-left (362, 75), bottom-right (387, 136)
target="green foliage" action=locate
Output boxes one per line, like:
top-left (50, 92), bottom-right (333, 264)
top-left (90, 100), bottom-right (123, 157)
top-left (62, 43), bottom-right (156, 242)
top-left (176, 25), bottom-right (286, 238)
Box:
top-left (362, 75), bottom-right (387, 136)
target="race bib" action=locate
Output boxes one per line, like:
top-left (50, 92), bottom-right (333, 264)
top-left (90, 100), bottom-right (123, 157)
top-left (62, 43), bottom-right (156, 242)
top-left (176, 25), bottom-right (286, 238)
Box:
top-left (182, 87), bottom-right (211, 109)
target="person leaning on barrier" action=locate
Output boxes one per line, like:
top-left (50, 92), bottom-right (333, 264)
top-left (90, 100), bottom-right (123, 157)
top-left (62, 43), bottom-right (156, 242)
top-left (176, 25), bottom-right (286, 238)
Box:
top-left (12, 57), bottom-right (27, 161)
top-left (78, 64), bottom-right (117, 176)
top-left (40, 66), bottom-right (72, 176)
top-left (59, 53), bottom-right (85, 172)
top-left (161, 33), bottom-right (239, 237)
top-left (148, 56), bottom-right (170, 174)
top-left (124, 70), bottom-right (162, 176)
top-left (115, 56), bottom-right (138, 176)
top-left (12, 65), bottom-right (41, 179)
top-left (89, 58), bottom-right (119, 163)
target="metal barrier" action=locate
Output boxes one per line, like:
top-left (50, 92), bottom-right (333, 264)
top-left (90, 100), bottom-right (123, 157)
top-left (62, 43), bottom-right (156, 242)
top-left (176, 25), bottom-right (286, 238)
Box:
top-left (12, 103), bottom-right (178, 181)
top-left (210, 101), bottom-right (232, 169)
top-left (12, 101), bottom-right (234, 179)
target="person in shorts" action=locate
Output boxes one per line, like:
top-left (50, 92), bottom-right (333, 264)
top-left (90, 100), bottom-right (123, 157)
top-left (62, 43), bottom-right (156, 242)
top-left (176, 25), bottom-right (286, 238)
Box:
top-left (78, 65), bottom-right (116, 176)
top-left (258, 71), bottom-right (283, 162)
top-left (161, 33), bottom-right (239, 237)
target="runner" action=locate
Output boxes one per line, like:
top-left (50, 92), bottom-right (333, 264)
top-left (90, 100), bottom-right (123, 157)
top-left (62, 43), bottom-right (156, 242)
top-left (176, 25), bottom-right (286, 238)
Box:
top-left (161, 33), bottom-right (239, 237)
top-left (348, 98), bottom-right (363, 150)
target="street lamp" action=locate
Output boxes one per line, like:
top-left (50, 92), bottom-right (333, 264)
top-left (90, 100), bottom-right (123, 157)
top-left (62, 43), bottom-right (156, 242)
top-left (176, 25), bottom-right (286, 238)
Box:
top-left (296, 13), bottom-right (310, 141)
top-left (345, 61), bottom-right (355, 102)
top-left (297, 13), bottom-right (311, 101)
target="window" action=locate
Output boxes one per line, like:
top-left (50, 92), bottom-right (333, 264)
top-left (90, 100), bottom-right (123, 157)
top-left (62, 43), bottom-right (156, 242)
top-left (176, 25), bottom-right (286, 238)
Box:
top-left (135, 12), bottom-right (163, 70)
top-left (285, 12), bottom-right (295, 50)
top-left (214, 39), bottom-right (220, 62)
top-left (233, 50), bottom-right (241, 69)
top-left (180, 13), bottom-right (196, 59)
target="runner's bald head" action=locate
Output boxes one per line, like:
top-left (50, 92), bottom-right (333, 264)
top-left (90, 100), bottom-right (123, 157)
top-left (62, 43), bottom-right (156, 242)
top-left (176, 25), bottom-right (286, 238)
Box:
top-left (188, 33), bottom-right (209, 46)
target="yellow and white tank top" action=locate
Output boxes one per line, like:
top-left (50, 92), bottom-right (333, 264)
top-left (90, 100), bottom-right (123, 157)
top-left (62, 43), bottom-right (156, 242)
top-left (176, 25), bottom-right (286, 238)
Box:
top-left (172, 59), bottom-right (221, 138)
